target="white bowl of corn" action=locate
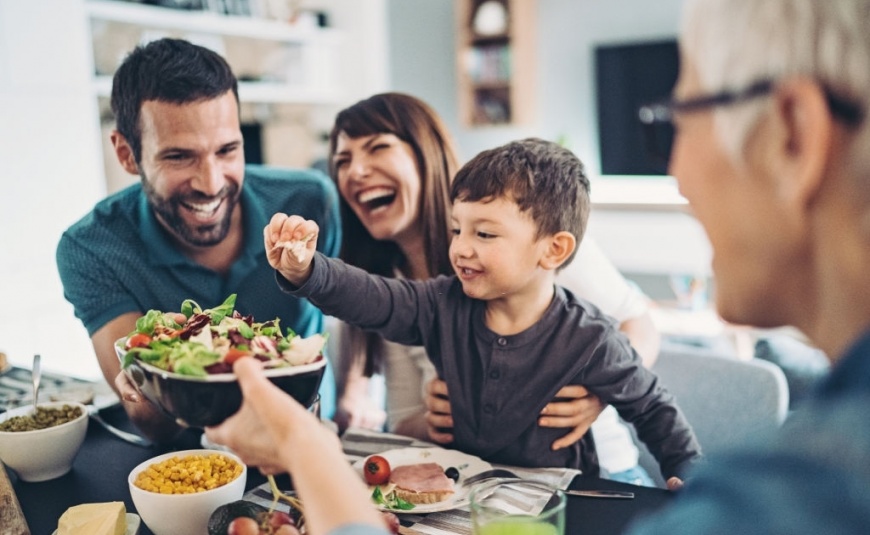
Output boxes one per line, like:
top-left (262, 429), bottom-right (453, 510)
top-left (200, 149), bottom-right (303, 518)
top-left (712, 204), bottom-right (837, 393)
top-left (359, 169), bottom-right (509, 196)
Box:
top-left (128, 449), bottom-right (246, 535)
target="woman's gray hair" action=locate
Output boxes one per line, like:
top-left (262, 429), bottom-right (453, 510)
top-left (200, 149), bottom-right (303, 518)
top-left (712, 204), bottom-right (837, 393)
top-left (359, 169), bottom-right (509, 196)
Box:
top-left (681, 0), bottom-right (870, 175)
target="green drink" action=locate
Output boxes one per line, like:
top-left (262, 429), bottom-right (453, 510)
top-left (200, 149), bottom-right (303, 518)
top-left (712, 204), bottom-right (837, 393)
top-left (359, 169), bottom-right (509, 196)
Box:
top-left (477, 517), bottom-right (561, 535)
top-left (470, 480), bottom-right (566, 535)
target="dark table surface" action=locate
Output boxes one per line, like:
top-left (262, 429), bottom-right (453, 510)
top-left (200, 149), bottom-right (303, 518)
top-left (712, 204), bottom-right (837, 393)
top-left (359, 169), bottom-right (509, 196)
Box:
top-left (10, 406), bottom-right (673, 535)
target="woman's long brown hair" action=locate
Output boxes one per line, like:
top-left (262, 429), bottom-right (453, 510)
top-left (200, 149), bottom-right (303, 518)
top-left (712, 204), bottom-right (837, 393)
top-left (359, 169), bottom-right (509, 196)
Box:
top-left (328, 92), bottom-right (459, 377)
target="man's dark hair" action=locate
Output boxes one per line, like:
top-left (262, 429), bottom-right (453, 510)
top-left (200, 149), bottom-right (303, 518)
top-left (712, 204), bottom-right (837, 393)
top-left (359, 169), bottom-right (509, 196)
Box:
top-left (110, 38), bottom-right (239, 162)
top-left (450, 137), bottom-right (590, 268)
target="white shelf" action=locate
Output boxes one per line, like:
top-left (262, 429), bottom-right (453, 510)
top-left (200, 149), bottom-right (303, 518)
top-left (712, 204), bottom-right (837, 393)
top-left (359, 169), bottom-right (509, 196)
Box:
top-left (92, 75), bottom-right (343, 105)
top-left (85, 0), bottom-right (342, 44)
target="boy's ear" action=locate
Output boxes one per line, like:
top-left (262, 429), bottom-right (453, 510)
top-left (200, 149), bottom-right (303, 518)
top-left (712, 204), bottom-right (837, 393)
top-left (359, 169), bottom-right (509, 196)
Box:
top-left (110, 130), bottom-right (140, 175)
top-left (540, 231), bottom-right (576, 270)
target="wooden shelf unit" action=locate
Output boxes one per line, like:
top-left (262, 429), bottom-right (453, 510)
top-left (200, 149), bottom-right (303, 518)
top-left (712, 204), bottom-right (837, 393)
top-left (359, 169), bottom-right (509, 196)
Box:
top-left (86, 0), bottom-right (345, 107)
top-left (455, 0), bottom-right (536, 127)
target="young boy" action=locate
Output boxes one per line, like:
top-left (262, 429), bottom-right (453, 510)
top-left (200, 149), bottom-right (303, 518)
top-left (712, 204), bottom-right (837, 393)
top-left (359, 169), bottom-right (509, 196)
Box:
top-left (266, 138), bottom-right (701, 482)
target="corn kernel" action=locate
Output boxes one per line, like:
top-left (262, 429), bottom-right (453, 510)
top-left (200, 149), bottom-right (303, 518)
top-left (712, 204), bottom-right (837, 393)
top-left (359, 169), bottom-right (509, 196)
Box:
top-left (133, 453), bottom-right (242, 495)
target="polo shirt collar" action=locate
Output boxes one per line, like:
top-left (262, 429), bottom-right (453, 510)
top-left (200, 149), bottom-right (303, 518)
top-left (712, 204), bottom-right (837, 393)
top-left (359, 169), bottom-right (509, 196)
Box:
top-left (239, 183), bottom-right (268, 261)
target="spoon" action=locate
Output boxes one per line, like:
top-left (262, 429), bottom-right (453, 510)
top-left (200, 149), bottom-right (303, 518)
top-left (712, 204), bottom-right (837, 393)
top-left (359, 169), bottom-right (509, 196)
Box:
top-left (31, 353), bottom-right (41, 415)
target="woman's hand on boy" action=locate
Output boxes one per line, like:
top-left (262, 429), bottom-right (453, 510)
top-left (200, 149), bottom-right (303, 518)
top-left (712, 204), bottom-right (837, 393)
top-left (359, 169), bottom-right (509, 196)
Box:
top-left (264, 213), bottom-right (319, 285)
top-left (424, 378), bottom-right (454, 444)
top-left (423, 379), bottom-right (606, 451)
top-left (539, 385), bottom-right (605, 451)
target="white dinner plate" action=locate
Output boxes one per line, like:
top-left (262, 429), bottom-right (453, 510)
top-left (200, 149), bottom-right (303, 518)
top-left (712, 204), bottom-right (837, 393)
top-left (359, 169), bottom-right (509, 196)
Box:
top-left (353, 447), bottom-right (492, 514)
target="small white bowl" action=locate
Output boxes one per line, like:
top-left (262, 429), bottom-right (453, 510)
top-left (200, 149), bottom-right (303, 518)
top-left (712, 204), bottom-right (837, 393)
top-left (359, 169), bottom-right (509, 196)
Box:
top-left (0, 401), bottom-right (88, 482)
top-left (128, 449), bottom-right (247, 535)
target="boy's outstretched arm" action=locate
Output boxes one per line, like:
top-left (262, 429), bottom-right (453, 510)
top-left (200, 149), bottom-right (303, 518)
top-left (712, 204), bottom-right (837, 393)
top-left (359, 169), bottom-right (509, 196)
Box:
top-left (264, 213), bottom-right (319, 286)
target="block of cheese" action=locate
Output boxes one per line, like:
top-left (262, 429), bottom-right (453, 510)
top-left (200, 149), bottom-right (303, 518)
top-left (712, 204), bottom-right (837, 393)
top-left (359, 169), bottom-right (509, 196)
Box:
top-left (57, 502), bottom-right (126, 535)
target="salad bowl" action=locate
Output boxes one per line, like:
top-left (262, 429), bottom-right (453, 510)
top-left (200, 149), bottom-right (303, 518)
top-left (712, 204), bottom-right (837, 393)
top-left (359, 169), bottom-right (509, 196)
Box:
top-left (115, 294), bottom-right (327, 428)
top-left (116, 342), bottom-right (326, 428)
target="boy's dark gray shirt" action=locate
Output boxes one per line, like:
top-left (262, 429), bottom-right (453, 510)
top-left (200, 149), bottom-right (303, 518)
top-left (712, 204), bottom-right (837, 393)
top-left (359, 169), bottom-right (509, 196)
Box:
top-left (279, 253), bottom-right (701, 479)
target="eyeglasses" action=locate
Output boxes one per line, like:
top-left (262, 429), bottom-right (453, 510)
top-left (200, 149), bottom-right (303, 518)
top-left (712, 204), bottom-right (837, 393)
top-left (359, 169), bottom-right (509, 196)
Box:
top-left (637, 79), bottom-right (865, 165)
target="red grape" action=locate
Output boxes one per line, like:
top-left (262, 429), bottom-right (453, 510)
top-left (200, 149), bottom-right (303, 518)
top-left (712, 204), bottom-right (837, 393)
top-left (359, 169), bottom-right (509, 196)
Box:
top-left (382, 511), bottom-right (400, 534)
top-left (227, 517), bottom-right (260, 535)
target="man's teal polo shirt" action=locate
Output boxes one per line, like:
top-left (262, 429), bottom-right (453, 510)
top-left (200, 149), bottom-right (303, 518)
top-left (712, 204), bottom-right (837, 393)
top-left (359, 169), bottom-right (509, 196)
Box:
top-left (57, 165), bottom-right (341, 418)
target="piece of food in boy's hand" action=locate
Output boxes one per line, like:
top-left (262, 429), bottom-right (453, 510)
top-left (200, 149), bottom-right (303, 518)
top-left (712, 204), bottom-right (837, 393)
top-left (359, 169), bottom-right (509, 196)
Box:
top-left (388, 462), bottom-right (455, 505)
top-left (272, 232), bottom-right (316, 263)
top-left (363, 455), bottom-right (391, 486)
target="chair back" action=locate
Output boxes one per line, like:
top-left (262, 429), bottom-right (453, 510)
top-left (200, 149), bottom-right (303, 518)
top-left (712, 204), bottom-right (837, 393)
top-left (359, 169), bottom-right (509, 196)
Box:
top-left (634, 346), bottom-right (789, 487)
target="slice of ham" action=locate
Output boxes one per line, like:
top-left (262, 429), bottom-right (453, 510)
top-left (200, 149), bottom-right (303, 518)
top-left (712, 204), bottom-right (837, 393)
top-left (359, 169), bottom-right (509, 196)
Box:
top-left (389, 463), bottom-right (455, 493)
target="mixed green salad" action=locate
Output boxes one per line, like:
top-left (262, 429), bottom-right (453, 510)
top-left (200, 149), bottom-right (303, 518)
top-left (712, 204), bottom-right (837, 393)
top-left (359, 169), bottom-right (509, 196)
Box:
top-left (119, 294), bottom-right (326, 377)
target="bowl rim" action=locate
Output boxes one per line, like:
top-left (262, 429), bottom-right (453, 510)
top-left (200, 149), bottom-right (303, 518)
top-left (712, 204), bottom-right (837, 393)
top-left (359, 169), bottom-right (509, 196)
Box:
top-left (0, 401), bottom-right (88, 436)
top-left (128, 448), bottom-right (247, 498)
top-left (115, 337), bottom-right (327, 383)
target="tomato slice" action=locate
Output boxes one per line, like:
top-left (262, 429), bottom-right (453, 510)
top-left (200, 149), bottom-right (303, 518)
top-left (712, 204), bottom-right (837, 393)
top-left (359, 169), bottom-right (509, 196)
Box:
top-left (125, 333), bottom-right (152, 350)
top-left (224, 347), bottom-right (252, 364)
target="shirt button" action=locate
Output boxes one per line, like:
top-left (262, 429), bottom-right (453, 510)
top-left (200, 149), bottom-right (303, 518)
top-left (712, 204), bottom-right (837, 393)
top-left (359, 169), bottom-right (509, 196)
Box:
top-left (497, 337), bottom-right (507, 346)
top-left (483, 404), bottom-right (495, 414)
top-left (489, 370), bottom-right (500, 379)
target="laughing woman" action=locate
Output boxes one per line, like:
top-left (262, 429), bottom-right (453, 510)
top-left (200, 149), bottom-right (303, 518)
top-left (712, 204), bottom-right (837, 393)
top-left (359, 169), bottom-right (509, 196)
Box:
top-left (328, 93), bottom-right (661, 485)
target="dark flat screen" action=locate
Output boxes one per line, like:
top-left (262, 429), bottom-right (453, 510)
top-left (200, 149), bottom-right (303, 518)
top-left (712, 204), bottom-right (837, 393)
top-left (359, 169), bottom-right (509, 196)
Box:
top-left (595, 39), bottom-right (679, 175)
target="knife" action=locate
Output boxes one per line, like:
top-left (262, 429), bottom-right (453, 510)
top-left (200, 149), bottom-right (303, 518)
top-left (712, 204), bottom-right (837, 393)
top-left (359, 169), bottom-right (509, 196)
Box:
top-left (565, 489), bottom-right (635, 499)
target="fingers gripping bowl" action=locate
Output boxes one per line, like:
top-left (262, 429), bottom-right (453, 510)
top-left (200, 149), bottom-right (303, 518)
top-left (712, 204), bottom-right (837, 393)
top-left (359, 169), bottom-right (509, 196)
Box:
top-left (116, 294), bottom-right (327, 428)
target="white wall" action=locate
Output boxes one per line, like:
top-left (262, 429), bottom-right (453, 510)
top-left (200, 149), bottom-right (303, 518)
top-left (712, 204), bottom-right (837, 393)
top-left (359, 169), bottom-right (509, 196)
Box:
top-left (387, 0), bottom-right (711, 278)
top-left (0, 0), bottom-right (105, 377)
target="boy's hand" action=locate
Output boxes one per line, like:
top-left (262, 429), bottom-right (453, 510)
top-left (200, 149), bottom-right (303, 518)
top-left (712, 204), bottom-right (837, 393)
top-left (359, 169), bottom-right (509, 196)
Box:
top-left (264, 213), bottom-right (319, 286)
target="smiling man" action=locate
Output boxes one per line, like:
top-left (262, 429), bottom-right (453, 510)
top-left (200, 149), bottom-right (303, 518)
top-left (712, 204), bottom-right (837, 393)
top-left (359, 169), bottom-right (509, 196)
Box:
top-left (56, 38), bottom-right (340, 442)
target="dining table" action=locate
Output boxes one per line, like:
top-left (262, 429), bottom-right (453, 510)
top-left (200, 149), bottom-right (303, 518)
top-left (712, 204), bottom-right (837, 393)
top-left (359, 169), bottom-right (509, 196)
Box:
top-left (8, 404), bottom-right (674, 535)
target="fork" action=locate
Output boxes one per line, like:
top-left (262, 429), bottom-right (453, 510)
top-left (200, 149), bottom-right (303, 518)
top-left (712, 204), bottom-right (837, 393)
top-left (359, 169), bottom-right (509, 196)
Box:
top-left (461, 468), bottom-right (521, 487)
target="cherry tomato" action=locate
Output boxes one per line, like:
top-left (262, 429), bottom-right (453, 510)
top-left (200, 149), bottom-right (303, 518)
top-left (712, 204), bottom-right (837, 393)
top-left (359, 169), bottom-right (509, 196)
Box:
top-left (125, 333), bottom-right (152, 350)
top-left (224, 347), bottom-right (252, 365)
top-left (363, 455), bottom-right (391, 486)
top-left (227, 516), bottom-right (260, 535)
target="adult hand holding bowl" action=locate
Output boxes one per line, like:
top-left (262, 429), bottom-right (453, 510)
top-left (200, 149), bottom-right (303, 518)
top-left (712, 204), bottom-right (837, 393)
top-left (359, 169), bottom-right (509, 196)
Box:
top-left (116, 294), bottom-right (327, 428)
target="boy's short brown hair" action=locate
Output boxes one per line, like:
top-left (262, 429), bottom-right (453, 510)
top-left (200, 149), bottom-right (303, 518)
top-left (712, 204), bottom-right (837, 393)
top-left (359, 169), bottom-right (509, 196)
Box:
top-left (450, 138), bottom-right (590, 268)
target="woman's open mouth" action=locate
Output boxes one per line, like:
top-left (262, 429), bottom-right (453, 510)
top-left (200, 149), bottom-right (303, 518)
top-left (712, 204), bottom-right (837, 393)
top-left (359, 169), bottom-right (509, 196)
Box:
top-left (356, 186), bottom-right (396, 214)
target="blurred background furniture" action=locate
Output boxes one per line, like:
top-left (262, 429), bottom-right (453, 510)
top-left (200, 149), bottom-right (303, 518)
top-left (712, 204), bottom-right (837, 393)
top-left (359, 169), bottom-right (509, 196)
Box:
top-left (633, 342), bottom-right (790, 488)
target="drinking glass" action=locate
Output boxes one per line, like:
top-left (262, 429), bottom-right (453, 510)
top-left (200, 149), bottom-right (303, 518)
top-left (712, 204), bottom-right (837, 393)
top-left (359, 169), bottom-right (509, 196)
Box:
top-left (470, 479), bottom-right (566, 535)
